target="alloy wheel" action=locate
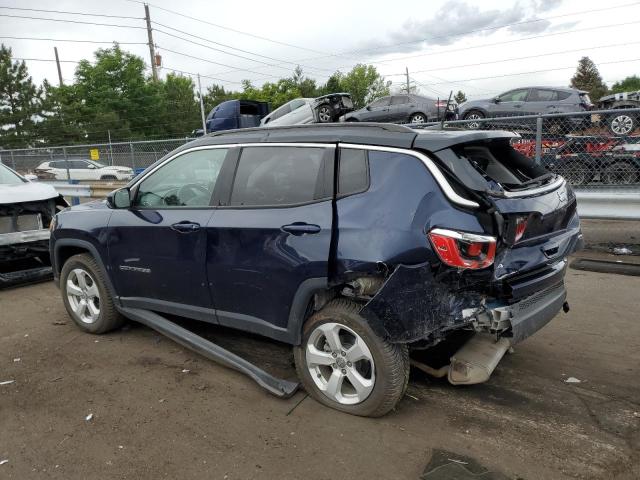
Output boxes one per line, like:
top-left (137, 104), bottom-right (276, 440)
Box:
top-left (411, 114), bottom-right (426, 124)
top-left (318, 106), bottom-right (332, 122)
top-left (66, 268), bottom-right (101, 324)
top-left (305, 322), bottom-right (375, 405)
top-left (611, 115), bottom-right (634, 135)
top-left (465, 113), bottom-right (483, 129)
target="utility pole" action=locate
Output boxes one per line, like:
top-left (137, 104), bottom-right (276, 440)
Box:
top-left (197, 74), bottom-right (207, 134)
top-left (54, 47), bottom-right (63, 86)
top-left (405, 67), bottom-right (410, 95)
top-left (144, 4), bottom-right (158, 81)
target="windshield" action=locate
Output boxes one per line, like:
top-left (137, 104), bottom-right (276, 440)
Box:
top-left (0, 163), bottom-right (25, 185)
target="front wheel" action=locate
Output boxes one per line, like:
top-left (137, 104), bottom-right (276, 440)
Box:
top-left (608, 113), bottom-right (637, 135)
top-left (60, 253), bottom-right (124, 334)
top-left (463, 110), bottom-right (485, 129)
top-left (294, 299), bottom-right (409, 417)
top-left (317, 105), bottom-right (333, 123)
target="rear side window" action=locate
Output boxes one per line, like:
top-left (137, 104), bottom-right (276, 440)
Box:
top-left (528, 89), bottom-right (558, 102)
top-left (556, 91), bottom-right (572, 100)
top-left (230, 147), bottom-right (326, 206)
top-left (391, 96), bottom-right (409, 105)
top-left (369, 97), bottom-right (391, 108)
top-left (338, 149), bottom-right (369, 195)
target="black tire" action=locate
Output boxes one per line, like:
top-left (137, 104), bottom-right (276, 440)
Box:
top-left (293, 299), bottom-right (409, 417)
top-left (317, 104), bottom-right (334, 123)
top-left (463, 110), bottom-right (485, 129)
top-left (608, 112), bottom-right (637, 136)
top-left (60, 253), bottom-right (124, 334)
top-left (100, 175), bottom-right (117, 181)
top-left (601, 160), bottom-right (639, 185)
top-left (554, 160), bottom-right (594, 186)
top-left (409, 112), bottom-right (427, 124)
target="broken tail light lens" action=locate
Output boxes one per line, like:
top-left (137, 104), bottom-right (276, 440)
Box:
top-left (428, 228), bottom-right (497, 269)
top-left (514, 216), bottom-right (529, 243)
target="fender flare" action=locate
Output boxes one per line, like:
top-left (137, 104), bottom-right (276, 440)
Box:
top-left (53, 238), bottom-right (118, 300)
top-left (286, 277), bottom-right (328, 345)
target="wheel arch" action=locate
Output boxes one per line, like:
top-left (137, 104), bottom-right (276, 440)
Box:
top-left (463, 108), bottom-right (486, 118)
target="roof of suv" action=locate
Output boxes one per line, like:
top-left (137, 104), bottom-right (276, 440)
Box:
top-left (187, 123), bottom-right (516, 152)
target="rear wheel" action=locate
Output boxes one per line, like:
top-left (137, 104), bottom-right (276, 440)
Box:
top-left (294, 299), bottom-right (409, 417)
top-left (601, 160), bottom-right (639, 185)
top-left (463, 110), bottom-right (485, 129)
top-left (60, 254), bottom-right (124, 334)
top-left (554, 160), bottom-right (593, 186)
top-left (409, 112), bottom-right (427, 124)
top-left (317, 105), bottom-right (333, 123)
top-left (608, 113), bottom-right (637, 135)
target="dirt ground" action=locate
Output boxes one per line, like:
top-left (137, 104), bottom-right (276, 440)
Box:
top-left (1, 266), bottom-right (639, 480)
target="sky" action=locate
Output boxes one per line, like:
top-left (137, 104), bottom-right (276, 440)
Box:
top-left (1, 0), bottom-right (640, 100)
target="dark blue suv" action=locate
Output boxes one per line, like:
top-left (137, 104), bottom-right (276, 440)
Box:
top-left (50, 124), bottom-right (582, 417)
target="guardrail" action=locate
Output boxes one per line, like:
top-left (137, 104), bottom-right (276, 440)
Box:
top-left (574, 188), bottom-right (640, 220)
top-left (46, 181), bottom-right (125, 204)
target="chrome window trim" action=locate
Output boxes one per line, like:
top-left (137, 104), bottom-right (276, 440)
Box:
top-left (131, 142), bottom-right (336, 190)
top-left (498, 176), bottom-right (566, 198)
top-left (339, 143), bottom-right (480, 208)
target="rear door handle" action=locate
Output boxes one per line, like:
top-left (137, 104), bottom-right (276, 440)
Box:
top-left (171, 221), bottom-right (201, 233)
top-left (281, 223), bottom-right (321, 235)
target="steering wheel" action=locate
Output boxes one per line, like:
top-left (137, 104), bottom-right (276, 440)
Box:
top-left (176, 183), bottom-right (211, 205)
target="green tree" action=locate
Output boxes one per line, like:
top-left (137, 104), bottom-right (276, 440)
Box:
top-left (570, 56), bottom-right (608, 102)
top-left (38, 81), bottom-right (85, 145)
top-left (0, 45), bottom-right (41, 148)
top-left (157, 73), bottom-right (200, 137)
top-left (610, 75), bottom-right (640, 94)
top-left (453, 90), bottom-right (467, 104)
top-left (203, 84), bottom-right (239, 112)
top-left (291, 66), bottom-right (318, 98)
top-left (338, 64), bottom-right (390, 108)
top-left (319, 72), bottom-right (344, 95)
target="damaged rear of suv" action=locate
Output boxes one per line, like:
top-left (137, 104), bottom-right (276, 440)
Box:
top-left (50, 124), bottom-right (582, 417)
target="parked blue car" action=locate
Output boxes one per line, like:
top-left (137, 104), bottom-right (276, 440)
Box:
top-left (50, 123), bottom-right (582, 416)
top-left (193, 99), bottom-right (270, 136)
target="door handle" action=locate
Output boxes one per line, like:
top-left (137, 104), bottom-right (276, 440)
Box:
top-left (171, 221), bottom-right (201, 233)
top-left (514, 104), bottom-right (522, 108)
top-left (281, 223), bottom-right (321, 235)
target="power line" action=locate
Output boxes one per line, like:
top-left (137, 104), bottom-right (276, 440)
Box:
top-left (11, 57), bottom-right (82, 64)
top-left (152, 23), bottom-right (334, 74)
top-left (125, 0), bottom-right (329, 55)
top-left (159, 47), bottom-right (278, 78)
top-left (0, 14), bottom-right (145, 29)
top-left (1, 36), bottom-right (146, 45)
top-left (0, 5), bottom-right (141, 19)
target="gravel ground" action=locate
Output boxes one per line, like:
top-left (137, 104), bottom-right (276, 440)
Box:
top-left (1, 267), bottom-right (639, 480)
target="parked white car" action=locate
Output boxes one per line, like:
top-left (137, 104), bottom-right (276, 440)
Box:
top-left (260, 93), bottom-right (354, 127)
top-left (35, 159), bottom-right (134, 181)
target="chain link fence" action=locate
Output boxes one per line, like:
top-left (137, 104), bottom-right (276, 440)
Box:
top-left (1, 108), bottom-right (639, 191)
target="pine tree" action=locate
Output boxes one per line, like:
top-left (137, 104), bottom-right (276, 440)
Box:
top-left (453, 90), bottom-right (467, 104)
top-left (570, 56), bottom-right (608, 102)
top-left (0, 44), bottom-right (41, 148)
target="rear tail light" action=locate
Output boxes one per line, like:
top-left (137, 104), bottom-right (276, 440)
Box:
top-left (428, 228), bottom-right (496, 270)
top-left (514, 216), bottom-right (529, 243)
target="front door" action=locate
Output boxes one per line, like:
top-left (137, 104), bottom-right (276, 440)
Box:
top-left (492, 89), bottom-right (529, 117)
top-left (108, 147), bottom-right (229, 309)
top-left (361, 96), bottom-right (391, 121)
top-left (206, 145), bottom-right (334, 333)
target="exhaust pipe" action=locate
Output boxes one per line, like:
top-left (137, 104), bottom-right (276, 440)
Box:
top-left (411, 334), bottom-right (512, 385)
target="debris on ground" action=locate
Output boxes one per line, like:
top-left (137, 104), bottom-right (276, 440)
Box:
top-left (613, 247), bottom-right (633, 255)
top-left (181, 369), bottom-right (190, 373)
top-left (13, 358), bottom-right (20, 362)
top-left (85, 413), bottom-right (94, 422)
top-left (565, 377), bottom-right (582, 383)
top-left (0, 380), bottom-right (15, 385)
top-left (52, 321), bottom-right (67, 326)
top-left (0, 460), bottom-right (8, 466)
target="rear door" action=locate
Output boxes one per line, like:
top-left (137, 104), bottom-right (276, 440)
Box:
top-left (526, 88), bottom-right (560, 115)
top-left (108, 147), bottom-right (229, 310)
top-left (206, 144), bottom-right (334, 334)
top-left (388, 95), bottom-right (411, 122)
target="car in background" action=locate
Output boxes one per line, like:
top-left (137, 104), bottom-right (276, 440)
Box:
top-left (459, 87), bottom-right (593, 132)
top-left (341, 94), bottom-right (457, 124)
top-left (1, 162), bottom-right (67, 287)
top-left (35, 159), bottom-right (134, 181)
top-left (260, 93), bottom-right (354, 126)
top-left (598, 91), bottom-right (640, 135)
top-left (195, 99), bottom-right (271, 136)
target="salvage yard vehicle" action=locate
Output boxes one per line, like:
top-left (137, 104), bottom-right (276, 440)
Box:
top-left (35, 159), bottom-right (134, 181)
top-left (1, 163), bottom-right (67, 287)
top-left (342, 94), bottom-right (457, 124)
top-left (459, 87), bottom-right (593, 132)
top-left (195, 99), bottom-right (271, 136)
top-left (50, 123), bottom-right (583, 417)
top-left (598, 91), bottom-right (640, 135)
top-left (260, 93), bottom-right (354, 126)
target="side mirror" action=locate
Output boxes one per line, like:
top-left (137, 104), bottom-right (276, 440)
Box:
top-left (107, 187), bottom-right (131, 209)
top-left (493, 97), bottom-right (501, 103)
top-left (88, 164), bottom-right (96, 169)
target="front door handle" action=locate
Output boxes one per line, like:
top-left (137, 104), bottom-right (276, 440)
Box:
top-left (281, 223), bottom-right (321, 235)
top-left (171, 221), bottom-right (201, 233)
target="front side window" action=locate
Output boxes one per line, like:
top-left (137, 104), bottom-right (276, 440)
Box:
top-left (135, 148), bottom-right (227, 207)
top-left (269, 104), bottom-right (292, 121)
top-left (498, 89), bottom-right (529, 102)
top-left (230, 147), bottom-right (326, 206)
top-left (391, 96), bottom-right (409, 105)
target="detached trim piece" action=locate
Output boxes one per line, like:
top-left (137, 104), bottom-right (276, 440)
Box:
top-left (0, 228), bottom-right (50, 246)
top-left (118, 307), bottom-right (300, 398)
top-left (340, 143), bottom-right (480, 209)
top-left (499, 176), bottom-right (566, 198)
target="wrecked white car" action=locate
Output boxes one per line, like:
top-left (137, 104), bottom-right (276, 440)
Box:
top-left (0, 163), bottom-right (67, 287)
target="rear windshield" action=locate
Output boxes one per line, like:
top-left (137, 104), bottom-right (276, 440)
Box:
top-left (434, 139), bottom-right (551, 193)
